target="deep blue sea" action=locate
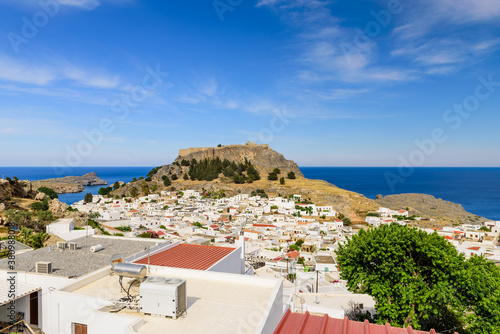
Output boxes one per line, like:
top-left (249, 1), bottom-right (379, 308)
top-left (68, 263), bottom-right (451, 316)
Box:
top-left (0, 166), bottom-right (498, 220)
top-left (301, 167), bottom-right (500, 221)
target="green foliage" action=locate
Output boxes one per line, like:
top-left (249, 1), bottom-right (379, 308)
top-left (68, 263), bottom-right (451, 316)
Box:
top-left (138, 176), bottom-right (144, 180)
top-left (297, 257), bottom-right (305, 265)
top-left (289, 244), bottom-right (299, 251)
top-left (180, 159), bottom-right (190, 166)
top-left (16, 228), bottom-right (50, 249)
top-left (287, 171), bottom-right (296, 179)
top-left (67, 206), bottom-right (79, 212)
top-left (183, 173), bottom-right (189, 180)
top-left (114, 233), bottom-right (124, 236)
top-left (251, 189), bottom-right (268, 198)
top-left (84, 193), bottom-right (93, 203)
top-left (98, 187), bottom-right (113, 196)
top-left (147, 166), bottom-right (162, 178)
top-left (88, 212), bottom-right (101, 219)
top-left (31, 198), bottom-right (49, 212)
top-left (337, 212), bottom-right (352, 226)
top-left (159, 225), bottom-right (167, 229)
top-left (130, 187), bottom-right (138, 197)
top-left (36, 210), bottom-right (54, 224)
top-left (163, 176), bottom-right (171, 187)
top-left (336, 224), bottom-right (500, 332)
top-left (193, 222), bottom-right (203, 228)
top-left (171, 174), bottom-right (178, 180)
top-left (113, 181), bottom-right (121, 190)
top-left (280, 177), bottom-right (285, 185)
top-left (479, 226), bottom-right (491, 232)
top-left (37, 187), bottom-right (58, 199)
top-left (115, 225), bottom-right (131, 232)
top-left (273, 168), bottom-right (281, 174)
top-left (267, 172), bottom-right (278, 181)
top-left (366, 213), bottom-right (379, 217)
top-left (295, 239), bottom-right (304, 247)
top-left (217, 144), bottom-right (222, 147)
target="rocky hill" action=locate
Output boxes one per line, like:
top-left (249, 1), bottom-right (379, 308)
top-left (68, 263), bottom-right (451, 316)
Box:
top-left (30, 172), bottom-right (107, 194)
top-left (376, 193), bottom-right (488, 226)
top-left (176, 142), bottom-right (303, 177)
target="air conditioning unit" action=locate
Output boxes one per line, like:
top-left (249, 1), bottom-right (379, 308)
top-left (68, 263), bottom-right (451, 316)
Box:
top-left (68, 242), bottom-right (77, 250)
top-left (57, 242), bottom-right (67, 250)
top-left (36, 262), bottom-right (52, 274)
top-left (140, 276), bottom-right (187, 319)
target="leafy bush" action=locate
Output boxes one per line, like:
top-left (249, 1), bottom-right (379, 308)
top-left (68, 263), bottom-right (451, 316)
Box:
top-left (37, 187), bottom-right (58, 199)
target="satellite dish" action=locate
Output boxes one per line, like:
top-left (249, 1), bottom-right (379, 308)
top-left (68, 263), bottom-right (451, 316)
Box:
top-left (110, 253), bottom-right (125, 269)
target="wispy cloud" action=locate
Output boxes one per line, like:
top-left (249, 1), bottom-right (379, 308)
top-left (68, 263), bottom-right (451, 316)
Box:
top-left (0, 0), bottom-right (133, 11)
top-left (0, 53), bottom-right (121, 90)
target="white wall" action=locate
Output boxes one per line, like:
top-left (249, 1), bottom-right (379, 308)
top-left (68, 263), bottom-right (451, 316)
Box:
top-left (207, 246), bottom-right (242, 275)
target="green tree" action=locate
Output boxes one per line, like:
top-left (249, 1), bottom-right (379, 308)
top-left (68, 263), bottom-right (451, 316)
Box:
top-left (267, 172), bottom-right (278, 181)
top-left (31, 198), bottom-right (49, 212)
top-left (183, 173), bottom-right (189, 180)
top-left (113, 181), bottom-right (121, 190)
top-left (37, 187), bottom-right (58, 199)
top-left (36, 210), bottom-right (54, 225)
top-left (336, 224), bottom-right (500, 332)
top-left (287, 171), bottom-right (296, 179)
top-left (280, 177), bottom-right (285, 185)
top-left (130, 187), bottom-right (138, 198)
top-left (84, 193), bottom-right (93, 203)
top-left (273, 168), bottom-right (281, 174)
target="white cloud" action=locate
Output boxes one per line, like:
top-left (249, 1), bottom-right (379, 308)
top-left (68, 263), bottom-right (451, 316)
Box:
top-left (0, 54), bottom-right (56, 85)
top-left (0, 0), bottom-right (132, 11)
top-left (0, 53), bottom-right (121, 89)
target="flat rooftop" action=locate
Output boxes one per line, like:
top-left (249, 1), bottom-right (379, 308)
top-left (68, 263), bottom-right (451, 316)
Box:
top-left (134, 244), bottom-right (235, 270)
top-left (71, 267), bottom-right (281, 334)
top-left (315, 255), bottom-right (335, 264)
top-left (0, 235), bottom-right (168, 278)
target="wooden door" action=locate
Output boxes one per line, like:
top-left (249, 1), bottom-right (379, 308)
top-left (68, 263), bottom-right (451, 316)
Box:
top-left (74, 323), bottom-right (88, 334)
top-left (29, 292), bottom-right (38, 326)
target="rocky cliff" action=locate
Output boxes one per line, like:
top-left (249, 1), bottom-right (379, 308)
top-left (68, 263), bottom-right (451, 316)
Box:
top-left (176, 143), bottom-right (303, 177)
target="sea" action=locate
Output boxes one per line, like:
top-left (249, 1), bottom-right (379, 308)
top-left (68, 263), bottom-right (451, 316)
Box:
top-left (0, 166), bottom-right (498, 221)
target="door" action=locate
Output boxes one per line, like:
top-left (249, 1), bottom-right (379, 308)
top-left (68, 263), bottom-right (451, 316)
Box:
top-left (74, 323), bottom-right (88, 334)
top-left (29, 292), bottom-right (38, 326)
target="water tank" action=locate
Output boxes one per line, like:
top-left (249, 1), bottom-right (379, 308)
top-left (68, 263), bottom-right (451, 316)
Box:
top-left (90, 244), bottom-right (104, 253)
top-left (113, 263), bottom-right (147, 278)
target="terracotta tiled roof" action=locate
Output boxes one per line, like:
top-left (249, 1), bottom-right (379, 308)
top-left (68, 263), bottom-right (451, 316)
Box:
top-left (273, 311), bottom-right (449, 334)
top-left (134, 244), bottom-right (235, 270)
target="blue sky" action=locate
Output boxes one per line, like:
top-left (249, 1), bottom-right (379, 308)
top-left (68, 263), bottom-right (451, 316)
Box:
top-left (0, 0), bottom-right (499, 167)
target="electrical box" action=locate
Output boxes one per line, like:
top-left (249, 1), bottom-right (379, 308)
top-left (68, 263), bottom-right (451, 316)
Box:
top-left (139, 276), bottom-right (187, 319)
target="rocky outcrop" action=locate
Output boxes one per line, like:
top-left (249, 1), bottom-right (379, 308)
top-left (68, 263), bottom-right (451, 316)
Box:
top-left (35, 192), bottom-right (48, 201)
top-left (176, 142), bottom-right (303, 177)
top-left (39, 172), bottom-right (107, 186)
top-left (0, 179), bottom-right (37, 200)
top-left (29, 172), bottom-right (106, 194)
top-left (48, 198), bottom-right (69, 216)
top-left (376, 193), bottom-right (488, 225)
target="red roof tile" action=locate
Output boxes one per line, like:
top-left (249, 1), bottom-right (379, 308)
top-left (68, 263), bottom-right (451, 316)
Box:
top-left (467, 246), bottom-right (481, 251)
top-left (273, 311), bottom-right (447, 334)
top-left (134, 244), bottom-right (235, 270)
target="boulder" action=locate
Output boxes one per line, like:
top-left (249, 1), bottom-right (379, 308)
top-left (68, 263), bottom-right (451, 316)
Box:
top-left (35, 192), bottom-right (48, 201)
top-left (49, 198), bottom-right (69, 215)
top-left (0, 203), bottom-right (5, 211)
